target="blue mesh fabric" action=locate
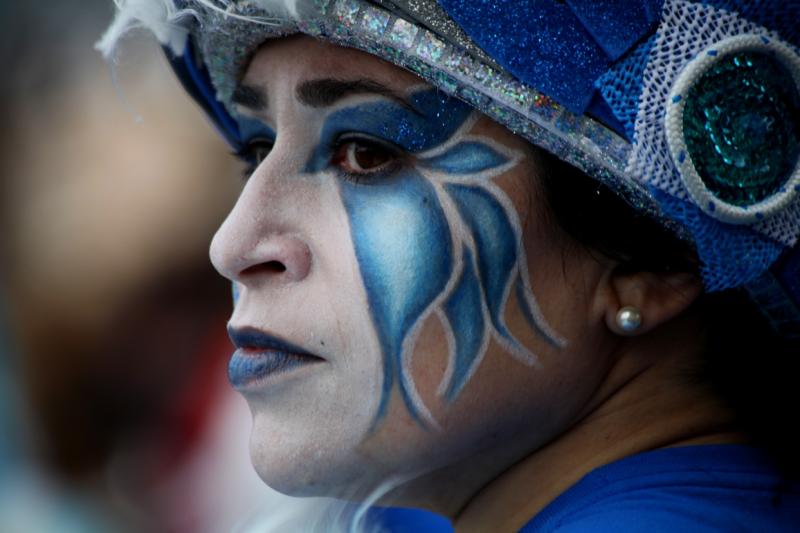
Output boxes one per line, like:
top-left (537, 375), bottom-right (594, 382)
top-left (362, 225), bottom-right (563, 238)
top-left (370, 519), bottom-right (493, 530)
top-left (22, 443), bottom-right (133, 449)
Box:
top-left (706, 0), bottom-right (800, 49)
top-left (643, 0), bottom-right (664, 21)
top-left (650, 188), bottom-right (785, 291)
top-left (594, 35), bottom-right (655, 142)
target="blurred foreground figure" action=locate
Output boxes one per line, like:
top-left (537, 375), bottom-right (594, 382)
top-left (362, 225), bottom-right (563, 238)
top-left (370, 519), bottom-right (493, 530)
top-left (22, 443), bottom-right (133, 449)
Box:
top-left (1, 3), bottom-right (301, 532)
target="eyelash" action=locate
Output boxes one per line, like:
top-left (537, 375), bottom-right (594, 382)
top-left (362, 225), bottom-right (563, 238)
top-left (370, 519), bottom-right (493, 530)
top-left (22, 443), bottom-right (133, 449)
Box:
top-left (235, 136), bottom-right (403, 182)
top-left (236, 138), bottom-right (273, 179)
top-left (331, 136), bottom-right (402, 183)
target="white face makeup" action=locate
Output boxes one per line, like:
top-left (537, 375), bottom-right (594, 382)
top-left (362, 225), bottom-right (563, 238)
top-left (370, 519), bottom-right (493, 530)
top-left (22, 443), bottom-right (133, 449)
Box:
top-left (210, 36), bottom-right (609, 499)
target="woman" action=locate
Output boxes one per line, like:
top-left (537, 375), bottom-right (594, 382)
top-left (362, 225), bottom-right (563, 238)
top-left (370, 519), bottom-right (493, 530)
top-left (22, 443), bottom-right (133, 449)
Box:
top-left (99, 0), bottom-right (800, 530)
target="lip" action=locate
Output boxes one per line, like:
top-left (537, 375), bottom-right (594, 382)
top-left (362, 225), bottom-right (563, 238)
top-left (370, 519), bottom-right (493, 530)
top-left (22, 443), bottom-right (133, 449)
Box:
top-left (227, 327), bottom-right (325, 390)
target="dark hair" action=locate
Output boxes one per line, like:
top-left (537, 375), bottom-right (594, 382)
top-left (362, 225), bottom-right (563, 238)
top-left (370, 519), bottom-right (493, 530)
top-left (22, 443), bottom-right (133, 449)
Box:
top-left (535, 148), bottom-right (800, 478)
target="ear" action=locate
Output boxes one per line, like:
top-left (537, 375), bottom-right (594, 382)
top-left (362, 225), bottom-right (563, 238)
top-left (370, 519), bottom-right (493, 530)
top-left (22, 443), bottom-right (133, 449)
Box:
top-left (599, 268), bottom-right (703, 336)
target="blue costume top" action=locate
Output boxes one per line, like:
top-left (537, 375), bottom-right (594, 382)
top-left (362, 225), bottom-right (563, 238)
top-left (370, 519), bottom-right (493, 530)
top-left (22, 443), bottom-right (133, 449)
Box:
top-left (521, 444), bottom-right (800, 532)
top-left (369, 444), bottom-right (800, 531)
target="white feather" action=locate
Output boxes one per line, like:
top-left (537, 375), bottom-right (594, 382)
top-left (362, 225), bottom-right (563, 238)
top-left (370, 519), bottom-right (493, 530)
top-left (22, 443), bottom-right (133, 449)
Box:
top-left (187, 0), bottom-right (291, 24)
top-left (96, 0), bottom-right (320, 60)
top-left (96, 0), bottom-right (197, 58)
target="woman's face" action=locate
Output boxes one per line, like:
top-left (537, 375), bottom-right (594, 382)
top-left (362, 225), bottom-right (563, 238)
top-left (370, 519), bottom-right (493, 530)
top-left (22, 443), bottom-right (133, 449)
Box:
top-left (210, 35), bottom-right (613, 500)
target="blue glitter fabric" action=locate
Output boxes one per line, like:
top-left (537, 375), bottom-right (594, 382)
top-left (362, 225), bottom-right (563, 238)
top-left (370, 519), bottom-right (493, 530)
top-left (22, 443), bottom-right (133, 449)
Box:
top-left (565, 0), bottom-right (661, 60)
top-left (642, 0), bottom-right (664, 22)
top-left (437, 0), bottom-right (660, 113)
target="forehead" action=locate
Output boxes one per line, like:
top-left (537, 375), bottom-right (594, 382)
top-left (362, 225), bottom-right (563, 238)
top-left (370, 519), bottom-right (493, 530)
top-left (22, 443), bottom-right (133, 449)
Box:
top-left (241, 34), bottom-right (426, 94)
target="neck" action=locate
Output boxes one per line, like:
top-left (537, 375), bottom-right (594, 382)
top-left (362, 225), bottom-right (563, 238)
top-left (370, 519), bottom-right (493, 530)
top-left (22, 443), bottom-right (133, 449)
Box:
top-left (398, 313), bottom-right (744, 531)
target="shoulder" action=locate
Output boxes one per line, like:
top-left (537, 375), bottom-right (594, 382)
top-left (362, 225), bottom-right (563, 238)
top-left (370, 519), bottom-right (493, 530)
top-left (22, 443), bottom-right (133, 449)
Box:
top-left (521, 445), bottom-right (800, 532)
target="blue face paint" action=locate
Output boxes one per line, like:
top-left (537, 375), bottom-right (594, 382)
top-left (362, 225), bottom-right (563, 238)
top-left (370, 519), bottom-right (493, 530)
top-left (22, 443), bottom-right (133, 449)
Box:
top-left (235, 114), bottom-right (277, 168)
top-left (236, 114), bottom-right (277, 143)
top-left (445, 184), bottom-right (525, 355)
top-left (301, 89), bottom-right (564, 427)
top-left (441, 248), bottom-right (486, 402)
top-left (232, 282), bottom-right (240, 306)
top-left (340, 168), bottom-right (453, 426)
top-left (227, 328), bottom-right (321, 389)
top-left (420, 141), bottom-right (508, 174)
top-left (305, 91), bottom-right (472, 173)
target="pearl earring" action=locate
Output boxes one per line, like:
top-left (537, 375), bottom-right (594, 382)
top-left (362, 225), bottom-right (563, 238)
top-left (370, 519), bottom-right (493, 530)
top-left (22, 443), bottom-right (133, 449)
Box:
top-left (615, 306), bottom-right (642, 332)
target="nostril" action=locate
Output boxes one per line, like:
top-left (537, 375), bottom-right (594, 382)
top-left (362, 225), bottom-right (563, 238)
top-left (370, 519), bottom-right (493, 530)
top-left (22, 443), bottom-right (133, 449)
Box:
top-left (242, 261), bottom-right (287, 275)
top-left (265, 260), bottom-right (287, 273)
top-left (227, 236), bottom-right (311, 283)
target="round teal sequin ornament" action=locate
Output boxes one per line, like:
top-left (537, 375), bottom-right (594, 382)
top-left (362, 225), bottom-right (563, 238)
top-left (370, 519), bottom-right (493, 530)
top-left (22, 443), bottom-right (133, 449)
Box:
top-left (665, 35), bottom-right (800, 224)
top-left (682, 51), bottom-right (800, 207)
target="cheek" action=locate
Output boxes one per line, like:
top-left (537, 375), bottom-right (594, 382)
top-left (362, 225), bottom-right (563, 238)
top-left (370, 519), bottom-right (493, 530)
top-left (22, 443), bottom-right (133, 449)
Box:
top-left (336, 141), bottom-right (570, 429)
top-left (244, 177), bottom-right (389, 494)
top-left (352, 160), bottom-right (589, 468)
top-left (339, 170), bottom-right (455, 428)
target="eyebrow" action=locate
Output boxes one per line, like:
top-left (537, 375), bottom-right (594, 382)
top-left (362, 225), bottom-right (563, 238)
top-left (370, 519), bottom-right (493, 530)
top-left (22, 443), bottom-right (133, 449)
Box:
top-left (232, 84), bottom-right (267, 110)
top-left (231, 78), bottom-right (411, 112)
top-left (296, 78), bottom-right (407, 108)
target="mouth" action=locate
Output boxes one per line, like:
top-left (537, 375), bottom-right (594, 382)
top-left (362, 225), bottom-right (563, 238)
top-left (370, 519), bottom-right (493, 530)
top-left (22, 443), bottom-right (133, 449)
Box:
top-left (227, 327), bottom-right (325, 389)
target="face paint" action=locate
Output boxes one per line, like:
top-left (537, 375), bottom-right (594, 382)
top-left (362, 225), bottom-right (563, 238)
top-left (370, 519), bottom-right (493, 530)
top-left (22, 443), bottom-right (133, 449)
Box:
top-left (304, 90), bottom-right (473, 173)
top-left (237, 114), bottom-right (277, 144)
top-left (340, 169), bottom-right (453, 427)
top-left (232, 281), bottom-right (240, 306)
top-left (305, 89), bottom-right (566, 428)
top-left (213, 40), bottom-right (602, 500)
top-left (236, 114), bottom-right (277, 170)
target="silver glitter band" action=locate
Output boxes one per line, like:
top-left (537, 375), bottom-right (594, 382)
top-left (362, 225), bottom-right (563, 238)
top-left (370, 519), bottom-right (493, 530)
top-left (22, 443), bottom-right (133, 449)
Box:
top-left (178, 0), bottom-right (670, 229)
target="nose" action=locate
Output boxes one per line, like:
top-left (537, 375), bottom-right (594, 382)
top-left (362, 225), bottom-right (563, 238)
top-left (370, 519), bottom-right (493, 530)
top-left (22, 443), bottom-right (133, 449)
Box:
top-left (210, 191), bottom-right (313, 286)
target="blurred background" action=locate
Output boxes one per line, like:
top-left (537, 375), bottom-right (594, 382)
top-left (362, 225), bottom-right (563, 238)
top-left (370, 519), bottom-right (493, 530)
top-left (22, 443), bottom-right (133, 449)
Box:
top-left (0, 2), bottom-right (291, 531)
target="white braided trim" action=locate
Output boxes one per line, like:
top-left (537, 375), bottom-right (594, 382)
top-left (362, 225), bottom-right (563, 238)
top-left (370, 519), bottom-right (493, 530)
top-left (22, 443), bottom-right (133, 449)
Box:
top-left (664, 34), bottom-right (800, 225)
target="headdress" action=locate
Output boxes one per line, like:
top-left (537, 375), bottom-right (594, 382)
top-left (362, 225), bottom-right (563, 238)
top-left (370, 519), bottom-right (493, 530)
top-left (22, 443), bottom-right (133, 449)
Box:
top-left (98, 0), bottom-right (800, 337)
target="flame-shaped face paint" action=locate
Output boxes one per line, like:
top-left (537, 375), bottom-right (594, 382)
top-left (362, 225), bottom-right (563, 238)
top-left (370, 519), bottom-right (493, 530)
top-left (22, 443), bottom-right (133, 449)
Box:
top-left (305, 89), bottom-right (566, 428)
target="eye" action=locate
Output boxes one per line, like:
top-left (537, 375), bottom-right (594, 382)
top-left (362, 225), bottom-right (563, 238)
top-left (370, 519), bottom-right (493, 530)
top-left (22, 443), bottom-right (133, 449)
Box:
top-left (331, 139), bottom-right (396, 175)
top-left (241, 138), bottom-right (274, 166)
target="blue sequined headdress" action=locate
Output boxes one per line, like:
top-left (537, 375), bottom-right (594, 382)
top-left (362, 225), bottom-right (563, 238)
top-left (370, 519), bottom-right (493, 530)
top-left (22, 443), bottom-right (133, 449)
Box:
top-left (98, 0), bottom-right (800, 337)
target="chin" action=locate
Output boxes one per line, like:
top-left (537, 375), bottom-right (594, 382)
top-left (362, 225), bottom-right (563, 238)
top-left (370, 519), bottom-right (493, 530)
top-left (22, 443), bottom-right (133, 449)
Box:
top-left (249, 443), bottom-right (386, 500)
top-left (246, 402), bottom-right (384, 499)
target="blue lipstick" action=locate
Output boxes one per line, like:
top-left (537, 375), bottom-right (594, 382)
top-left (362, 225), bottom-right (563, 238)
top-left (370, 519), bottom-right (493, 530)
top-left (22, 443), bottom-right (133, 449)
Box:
top-left (227, 328), bottom-right (324, 388)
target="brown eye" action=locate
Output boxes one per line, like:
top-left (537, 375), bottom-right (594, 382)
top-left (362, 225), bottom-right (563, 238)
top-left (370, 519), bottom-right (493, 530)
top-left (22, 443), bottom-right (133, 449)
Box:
top-left (332, 140), bottom-right (394, 174)
top-left (242, 138), bottom-right (273, 167)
